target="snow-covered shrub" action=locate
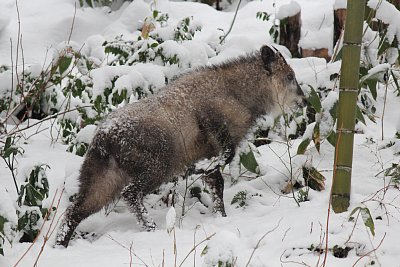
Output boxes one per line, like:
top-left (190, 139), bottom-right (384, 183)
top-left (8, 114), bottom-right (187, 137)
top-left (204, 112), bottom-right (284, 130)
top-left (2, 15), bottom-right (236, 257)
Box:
top-left (17, 164), bottom-right (52, 242)
top-left (297, 87), bottom-right (338, 154)
top-left (201, 230), bottom-right (239, 267)
top-left (0, 163), bottom-right (52, 255)
top-left (103, 13), bottom-right (202, 67)
top-left (384, 163), bottom-right (400, 186)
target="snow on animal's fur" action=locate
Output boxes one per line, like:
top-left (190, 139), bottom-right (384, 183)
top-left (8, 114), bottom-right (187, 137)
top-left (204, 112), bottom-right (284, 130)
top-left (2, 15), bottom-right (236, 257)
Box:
top-left (55, 45), bottom-right (305, 247)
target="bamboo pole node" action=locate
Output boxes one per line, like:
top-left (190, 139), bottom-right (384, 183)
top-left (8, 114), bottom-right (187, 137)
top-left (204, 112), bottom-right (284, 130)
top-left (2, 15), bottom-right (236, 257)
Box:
top-left (335, 165), bottom-right (352, 173)
top-left (339, 87), bottom-right (359, 92)
top-left (337, 128), bottom-right (356, 134)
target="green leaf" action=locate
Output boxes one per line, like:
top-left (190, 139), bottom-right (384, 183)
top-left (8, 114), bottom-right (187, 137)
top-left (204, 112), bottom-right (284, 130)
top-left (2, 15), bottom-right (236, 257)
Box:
top-left (297, 138), bottom-right (311, 155)
top-left (231, 191), bottom-right (247, 207)
top-left (391, 70), bottom-right (400, 96)
top-left (366, 78), bottom-right (377, 100)
top-left (355, 105), bottom-right (366, 125)
top-left (312, 122), bottom-right (320, 153)
top-left (326, 131), bottom-right (337, 147)
top-left (360, 207), bottom-right (375, 236)
top-left (307, 86), bottom-right (322, 113)
top-left (328, 100), bottom-right (338, 120)
top-left (349, 207), bottom-right (361, 218)
top-left (58, 56), bottom-right (73, 75)
top-left (153, 10), bottom-right (159, 19)
top-left (239, 147), bottom-right (259, 174)
top-left (201, 245), bottom-right (209, 256)
top-left (349, 207), bottom-right (375, 236)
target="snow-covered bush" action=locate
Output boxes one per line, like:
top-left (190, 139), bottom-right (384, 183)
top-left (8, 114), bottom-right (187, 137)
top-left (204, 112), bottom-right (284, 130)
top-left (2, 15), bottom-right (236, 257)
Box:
top-left (17, 164), bottom-right (52, 242)
top-left (201, 230), bottom-right (240, 267)
top-left (0, 164), bottom-right (52, 254)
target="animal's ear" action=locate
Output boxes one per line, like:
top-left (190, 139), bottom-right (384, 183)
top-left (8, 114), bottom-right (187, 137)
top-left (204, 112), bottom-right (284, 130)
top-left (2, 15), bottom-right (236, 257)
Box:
top-left (260, 45), bottom-right (277, 72)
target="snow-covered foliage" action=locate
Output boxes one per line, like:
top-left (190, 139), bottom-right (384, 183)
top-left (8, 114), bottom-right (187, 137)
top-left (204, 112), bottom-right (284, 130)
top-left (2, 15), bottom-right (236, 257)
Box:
top-left (0, 0), bottom-right (400, 265)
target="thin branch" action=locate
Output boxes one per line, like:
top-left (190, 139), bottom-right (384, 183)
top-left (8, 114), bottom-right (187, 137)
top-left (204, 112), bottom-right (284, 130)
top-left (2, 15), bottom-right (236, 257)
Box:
top-left (351, 233), bottom-right (386, 267)
top-left (106, 235), bottom-right (149, 267)
top-left (245, 218), bottom-right (282, 267)
top-left (321, 122), bottom-right (343, 267)
top-left (67, 2), bottom-right (77, 44)
top-left (178, 232), bottom-right (216, 267)
top-left (13, 189), bottom-right (61, 267)
top-left (219, 0), bottom-right (242, 44)
top-left (33, 188), bottom-right (64, 267)
top-left (6, 105), bottom-right (93, 136)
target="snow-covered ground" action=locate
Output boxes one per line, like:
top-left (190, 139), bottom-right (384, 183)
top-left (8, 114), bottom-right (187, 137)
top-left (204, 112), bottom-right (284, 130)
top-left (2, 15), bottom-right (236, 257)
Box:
top-left (1, 0), bottom-right (400, 266)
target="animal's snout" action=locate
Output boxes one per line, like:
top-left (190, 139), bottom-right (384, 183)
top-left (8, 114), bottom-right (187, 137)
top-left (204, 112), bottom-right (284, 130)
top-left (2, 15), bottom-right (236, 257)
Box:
top-left (296, 84), bottom-right (307, 107)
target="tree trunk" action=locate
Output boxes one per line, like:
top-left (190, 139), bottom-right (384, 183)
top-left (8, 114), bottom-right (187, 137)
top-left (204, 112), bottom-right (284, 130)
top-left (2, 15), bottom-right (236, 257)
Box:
top-left (332, 0), bottom-right (366, 213)
top-left (279, 5), bottom-right (301, 57)
top-left (333, 8), bottom-right (347, 48)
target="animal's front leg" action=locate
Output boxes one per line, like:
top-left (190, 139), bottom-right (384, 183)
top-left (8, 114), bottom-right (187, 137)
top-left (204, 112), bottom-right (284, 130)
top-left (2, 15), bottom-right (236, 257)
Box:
top-left (204, 167), bottom-right (227, 217)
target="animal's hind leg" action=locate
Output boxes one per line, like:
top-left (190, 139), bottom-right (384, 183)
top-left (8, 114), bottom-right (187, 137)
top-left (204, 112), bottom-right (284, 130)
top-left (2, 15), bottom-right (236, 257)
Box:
top-left (56, 162), bottom-right (123, 247)
top-left (204, 167), bottom-right (227, 217)
top-left (56, 188), bottom-right (113, 247)
top-left (122, 183), bottom-right (157, 231)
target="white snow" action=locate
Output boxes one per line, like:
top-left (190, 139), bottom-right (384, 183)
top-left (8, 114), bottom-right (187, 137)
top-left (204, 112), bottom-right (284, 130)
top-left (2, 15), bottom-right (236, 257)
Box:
top-left (165, 206), bottom-right (176, 233)
top-left (276, 1), bottom-right (301, 20)
top-left (368, 0), bottom-right (400, 43)
top-left (75, 124), bottom-right (97, 144)
top-left (1, 0), bottom-right (400, 266)
top-left (334, 0), bottom-right (347, 10)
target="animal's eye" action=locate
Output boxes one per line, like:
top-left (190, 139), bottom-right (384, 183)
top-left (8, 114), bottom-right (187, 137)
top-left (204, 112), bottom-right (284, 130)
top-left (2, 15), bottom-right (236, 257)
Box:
top-left (287, 73), bottom-right (294, 81)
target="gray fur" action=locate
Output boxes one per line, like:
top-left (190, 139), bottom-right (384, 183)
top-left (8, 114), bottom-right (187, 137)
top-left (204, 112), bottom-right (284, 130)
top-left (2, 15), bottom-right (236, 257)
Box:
top-left (55, 45), bottom-right (304, 247)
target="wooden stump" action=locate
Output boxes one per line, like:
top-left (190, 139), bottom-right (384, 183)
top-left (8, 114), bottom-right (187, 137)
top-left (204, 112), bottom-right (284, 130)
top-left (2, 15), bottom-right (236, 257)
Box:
top-left (278, 5), bottom-right (301, 57)
top-left (301, 48), bottom-right (330, 61)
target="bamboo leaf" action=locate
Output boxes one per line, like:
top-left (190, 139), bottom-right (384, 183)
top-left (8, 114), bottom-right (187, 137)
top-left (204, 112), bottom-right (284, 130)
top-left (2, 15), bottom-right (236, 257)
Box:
top-left (312, 122), bottom-right (321, 153)
top-left (366, 78), bottom-right (377, 100)
top-left (355, 105), bottom-right (366, 125)
top-left (239, 147), bottom-right (259, 174)
top-left (329, 101), bottom-right (338, 119)
top-left (349, 207), bottom-right (361, 221)
top-left (307, 86), bottom-right (322, 113)
top-left (391, 70), bottom-right (400, 96)
top-left (360, 207), bottom-right (375, 236)
top-left (326, 131), bottom-right (337, 147)
top-left (297, 138), bottom-right (311, 155)
top-left (58, 56), bottom-right (73, 75)
top-left (201, 245), bottom-right (209, 256)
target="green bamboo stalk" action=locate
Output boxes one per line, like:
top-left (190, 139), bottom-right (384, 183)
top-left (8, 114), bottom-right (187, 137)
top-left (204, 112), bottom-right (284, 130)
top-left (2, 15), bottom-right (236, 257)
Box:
top-left (332, 0), bottom-right (366, 213)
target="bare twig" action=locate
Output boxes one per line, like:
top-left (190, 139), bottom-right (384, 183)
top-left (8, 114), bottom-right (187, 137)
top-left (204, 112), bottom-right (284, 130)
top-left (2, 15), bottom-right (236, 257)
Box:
top-left (219, 0), bottom-right (242, 44)
top-left (321, 123), bottom-right (343, 267)
top-left (129, 242), bottom-right (134, 267)
top-left (13, 188), bottom-right (62, 267)
top-left (351, 233), bottom-right (386, 267)
top-left (178, 232), bottom-right (216, 267)
top-left (245, 218), bottom-right (282, 267)
top-left (6, 105), bottom-right (93, 137)
top-left (106, 235), bottom-right (149, 267)
top-left (33, 188), bottom-right (64, 267)
top-left (381, 81), bottom-right (389, 141)
top-left (68, 2), bottom-right (77, 44)
top-left (173, 228), bottom-right (177, 267)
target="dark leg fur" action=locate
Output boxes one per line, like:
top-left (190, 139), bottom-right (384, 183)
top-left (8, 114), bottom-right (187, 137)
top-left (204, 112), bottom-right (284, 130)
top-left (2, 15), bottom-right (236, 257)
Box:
top-left (56, 192), bottom-right (109, 247)
top-left (121, 183), bottom-right (157, 231)
top-left (203, 167), bottom-right (227, 217)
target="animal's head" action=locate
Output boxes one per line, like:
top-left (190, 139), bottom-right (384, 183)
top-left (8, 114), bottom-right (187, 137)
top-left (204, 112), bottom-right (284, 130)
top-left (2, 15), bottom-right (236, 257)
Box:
top-left (259, 45), bottom-right (305, 115)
